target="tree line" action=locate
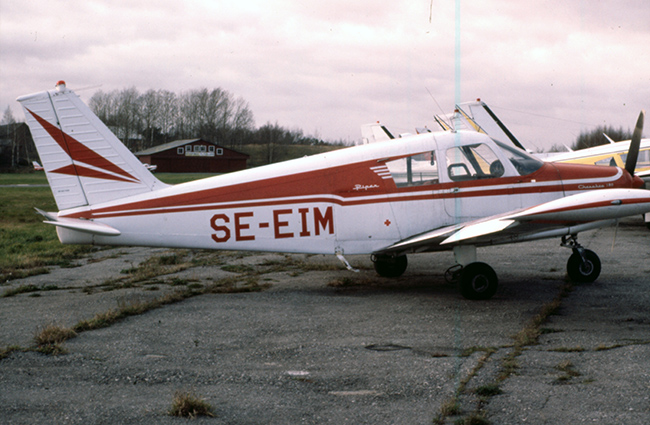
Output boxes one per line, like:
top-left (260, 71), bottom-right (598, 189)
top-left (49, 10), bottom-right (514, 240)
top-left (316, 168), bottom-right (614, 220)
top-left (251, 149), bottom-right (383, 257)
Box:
top-left (88, 87), bottom-right (339, 153)
top-left (572, 125), bottom-right (633, 150)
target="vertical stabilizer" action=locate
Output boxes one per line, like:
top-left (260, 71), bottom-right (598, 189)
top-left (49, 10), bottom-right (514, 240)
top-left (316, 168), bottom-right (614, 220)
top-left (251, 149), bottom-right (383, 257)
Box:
top-left (17, 81), bottom-right (168, 210)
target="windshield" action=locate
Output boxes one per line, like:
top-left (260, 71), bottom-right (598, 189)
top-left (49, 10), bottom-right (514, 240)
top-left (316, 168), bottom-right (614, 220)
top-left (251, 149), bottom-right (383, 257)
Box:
top-left (493, 139), bottom-right (544, 175)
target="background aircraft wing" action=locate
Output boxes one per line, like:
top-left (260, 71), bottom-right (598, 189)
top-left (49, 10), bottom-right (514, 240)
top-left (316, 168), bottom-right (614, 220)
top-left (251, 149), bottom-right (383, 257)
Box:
top-left (374, 188), bottom-right (650, 256)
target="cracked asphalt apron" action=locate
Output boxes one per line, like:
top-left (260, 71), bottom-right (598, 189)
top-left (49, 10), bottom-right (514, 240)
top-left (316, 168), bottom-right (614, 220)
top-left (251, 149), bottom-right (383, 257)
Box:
top-left (1, 219), bottom-right (648, 424)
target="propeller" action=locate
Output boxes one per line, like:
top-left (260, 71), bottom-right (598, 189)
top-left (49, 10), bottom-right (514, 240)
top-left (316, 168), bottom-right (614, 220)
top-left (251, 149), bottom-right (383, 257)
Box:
top-left (624, 110), bottom-right (645, 175)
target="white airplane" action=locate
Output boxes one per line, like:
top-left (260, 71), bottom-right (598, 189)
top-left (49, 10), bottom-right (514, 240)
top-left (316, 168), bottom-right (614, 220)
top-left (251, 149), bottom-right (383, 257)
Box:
top-left (32, 161), bottom-right (44, 171)
top-left (17, 81), bottom-right (650, 299)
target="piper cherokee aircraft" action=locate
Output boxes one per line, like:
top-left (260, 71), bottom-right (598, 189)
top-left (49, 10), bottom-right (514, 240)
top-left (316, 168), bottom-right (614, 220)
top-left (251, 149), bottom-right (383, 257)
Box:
top-left (17, 81), bottom-right (650, 299)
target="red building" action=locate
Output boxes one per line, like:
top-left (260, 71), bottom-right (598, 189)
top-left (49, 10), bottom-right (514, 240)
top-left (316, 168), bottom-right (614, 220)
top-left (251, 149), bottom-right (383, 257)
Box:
top-left (135, 139), bottom-right (249, 173)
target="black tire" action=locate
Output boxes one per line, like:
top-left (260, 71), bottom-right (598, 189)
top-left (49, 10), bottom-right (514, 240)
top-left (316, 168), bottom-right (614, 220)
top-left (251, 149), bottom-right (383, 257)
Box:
top-left (459, 262), bottom-right (498, 300)
top-left (373, 255), bottom-right (408, 278)
top-left (567, 249), bottom-right (601, 283)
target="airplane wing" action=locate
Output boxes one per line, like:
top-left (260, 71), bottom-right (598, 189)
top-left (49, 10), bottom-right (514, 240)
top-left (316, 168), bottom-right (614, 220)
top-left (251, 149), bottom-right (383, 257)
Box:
top-left (374, 188), bottom-right (650, 256)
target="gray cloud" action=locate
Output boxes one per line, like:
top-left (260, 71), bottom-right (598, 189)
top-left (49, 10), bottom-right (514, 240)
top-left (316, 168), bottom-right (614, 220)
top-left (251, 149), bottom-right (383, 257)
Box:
top-left (1, 0), bottom-right (648, 148)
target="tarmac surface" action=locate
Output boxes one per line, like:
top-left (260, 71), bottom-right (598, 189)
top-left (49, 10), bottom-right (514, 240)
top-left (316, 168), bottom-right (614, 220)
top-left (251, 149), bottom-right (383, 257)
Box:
top-left (0, 218), bottom-right (648, 424)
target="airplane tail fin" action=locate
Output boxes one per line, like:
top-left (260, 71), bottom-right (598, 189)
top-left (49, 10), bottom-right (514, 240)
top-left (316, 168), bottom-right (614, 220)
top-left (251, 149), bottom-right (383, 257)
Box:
top-left (17, 81), bottom-right (168, 211)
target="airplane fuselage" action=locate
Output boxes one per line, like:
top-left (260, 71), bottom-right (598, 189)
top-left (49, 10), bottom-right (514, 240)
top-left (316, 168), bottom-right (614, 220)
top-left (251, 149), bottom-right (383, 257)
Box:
top-left (55, 131), bottom-right (640, 255)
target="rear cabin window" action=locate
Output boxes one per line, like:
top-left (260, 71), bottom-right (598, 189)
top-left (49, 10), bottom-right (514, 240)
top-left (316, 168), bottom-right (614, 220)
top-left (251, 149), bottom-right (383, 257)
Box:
top-left (386, 151), bottom-right (439, 187)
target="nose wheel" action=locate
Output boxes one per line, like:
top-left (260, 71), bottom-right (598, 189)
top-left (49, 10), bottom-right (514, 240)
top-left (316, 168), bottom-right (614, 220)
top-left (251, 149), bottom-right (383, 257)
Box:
top-left (562, 235), bottom-right (601, 283)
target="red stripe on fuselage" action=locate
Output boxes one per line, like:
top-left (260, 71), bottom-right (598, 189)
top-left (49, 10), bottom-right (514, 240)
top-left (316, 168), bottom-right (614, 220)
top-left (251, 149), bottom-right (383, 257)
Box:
top-left (60, 158), bottom-right (632, 220)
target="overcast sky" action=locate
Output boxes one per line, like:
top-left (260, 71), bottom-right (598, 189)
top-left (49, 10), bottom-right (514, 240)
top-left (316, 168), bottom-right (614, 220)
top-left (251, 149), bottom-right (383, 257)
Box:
top-left (1, 0), bottom-right (648, 150)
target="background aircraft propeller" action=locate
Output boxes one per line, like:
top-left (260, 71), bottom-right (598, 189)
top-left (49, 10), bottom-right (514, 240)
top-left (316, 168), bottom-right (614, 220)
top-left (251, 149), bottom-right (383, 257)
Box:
top-left (625, 110), bottom-right (645, 176)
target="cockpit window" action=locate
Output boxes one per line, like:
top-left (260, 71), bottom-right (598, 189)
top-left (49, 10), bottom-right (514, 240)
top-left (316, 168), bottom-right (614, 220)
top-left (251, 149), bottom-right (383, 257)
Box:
top-left (445, 143), bottom-right (504, 181)
top-left (386, 151), bottom-right (439, 187)
top-left (493, 139), bottom-right (544, 175)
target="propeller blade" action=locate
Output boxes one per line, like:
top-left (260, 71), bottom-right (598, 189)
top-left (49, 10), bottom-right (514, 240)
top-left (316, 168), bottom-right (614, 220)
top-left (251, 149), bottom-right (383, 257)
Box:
top-left (625, 110), bottom-right (645, 175)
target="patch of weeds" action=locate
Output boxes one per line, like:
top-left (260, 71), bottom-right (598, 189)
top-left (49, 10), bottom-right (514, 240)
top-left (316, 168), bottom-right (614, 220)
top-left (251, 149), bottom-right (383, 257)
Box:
top-left (35, 343), bottom-right (68, 355)
top-left (595, 343), bottom-right (624, 351)
top-left (118, 253), bottom-right (192, 283)
top-left (205, 275), bottom-right (269, 294)
top-left (1, 267), bottom-right (51, 283)
top-left (460, 346), bottom-right (497, 357)
top-left (327, 276), bottom-right (356, 288)
top-left (145, 286), bottom-right (160, 291)
top-left (33, 323), bottom-right (77, 355)
top-left (169, 277), bottom-right (190, 286)
top-left (327, 275), bottom-right (377, 289)
top-left (455, 413), bottom-right (491, 425)
top-left (168, 390), bottom-right (215, 418)
top-left (553, 360), bottom-right (581, 384)
top-left (74, 290), bottom-right (191, 332)
top-left (549, 346), bottom-right (584, 353)
top-left (0, 345), bottom-right (25, 360)
top-left (499, 355), bottom-right (519, 381)
top-left (475, 384), bottom-right (502, 397)
top-left (221, 264), bottom-right (255, 274)
top-left (260, 255), bottom-right (347, 274)
top-left (34, 324), bottom-right (77, 346)
top-left (159, 253), bottom-right (184, 265)
top-left (439, 397), bottom-right (462, 416)
top-left (187, 283), bottom-right (204, 290)
top-left (540, 328), bottom-right (562, 335)
top-left (2, 284), bottom-right (40, 297)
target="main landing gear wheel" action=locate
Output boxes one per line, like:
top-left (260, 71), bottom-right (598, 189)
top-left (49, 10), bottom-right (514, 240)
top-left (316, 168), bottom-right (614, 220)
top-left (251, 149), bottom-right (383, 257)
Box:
top-left (566, 249), bottom-right (601, 283)
top-left (459, 262), bottom-right (498, 300)
top-left (372, 254), bottom-right (408, 278)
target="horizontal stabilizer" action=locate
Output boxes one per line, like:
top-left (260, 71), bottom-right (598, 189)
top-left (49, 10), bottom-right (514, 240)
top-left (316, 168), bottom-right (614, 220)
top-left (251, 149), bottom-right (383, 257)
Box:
top-left (35, 208), bottom-right (120, 236)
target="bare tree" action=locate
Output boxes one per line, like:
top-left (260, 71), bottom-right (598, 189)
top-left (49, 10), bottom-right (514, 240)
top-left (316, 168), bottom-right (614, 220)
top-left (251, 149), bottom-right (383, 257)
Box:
top-left (87, 85), bottom-right (256, 149)
top-left (2, 106), bottom-right (16, 125)
top-left (114, 87), bottom-right (141, 150)
top-left (140, 89), bottom-right (160, 149)
top-left (158, 90), bottom-right (177, 142)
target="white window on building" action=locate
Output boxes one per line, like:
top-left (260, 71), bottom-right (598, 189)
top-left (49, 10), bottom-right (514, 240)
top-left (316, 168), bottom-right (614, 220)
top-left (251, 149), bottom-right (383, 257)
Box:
top-left (186, 145), bottom-right (192, 152)
top-left (177, 147), bottom-right (184, 154)
top-left (216, 148), bottom-right (223, 155)
top-left (208, 145), bottom-right (215, 153)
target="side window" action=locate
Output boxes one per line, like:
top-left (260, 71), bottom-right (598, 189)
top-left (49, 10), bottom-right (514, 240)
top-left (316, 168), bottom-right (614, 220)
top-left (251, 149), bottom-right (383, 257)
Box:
top-left (177, 147), bottom-right (184, 155)
top-left (445, 144), bottom-right (503, 181)
top-left (386, 151), bottom-right (439, 187)
top-left (494, 140), bottom-right (544, 176)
